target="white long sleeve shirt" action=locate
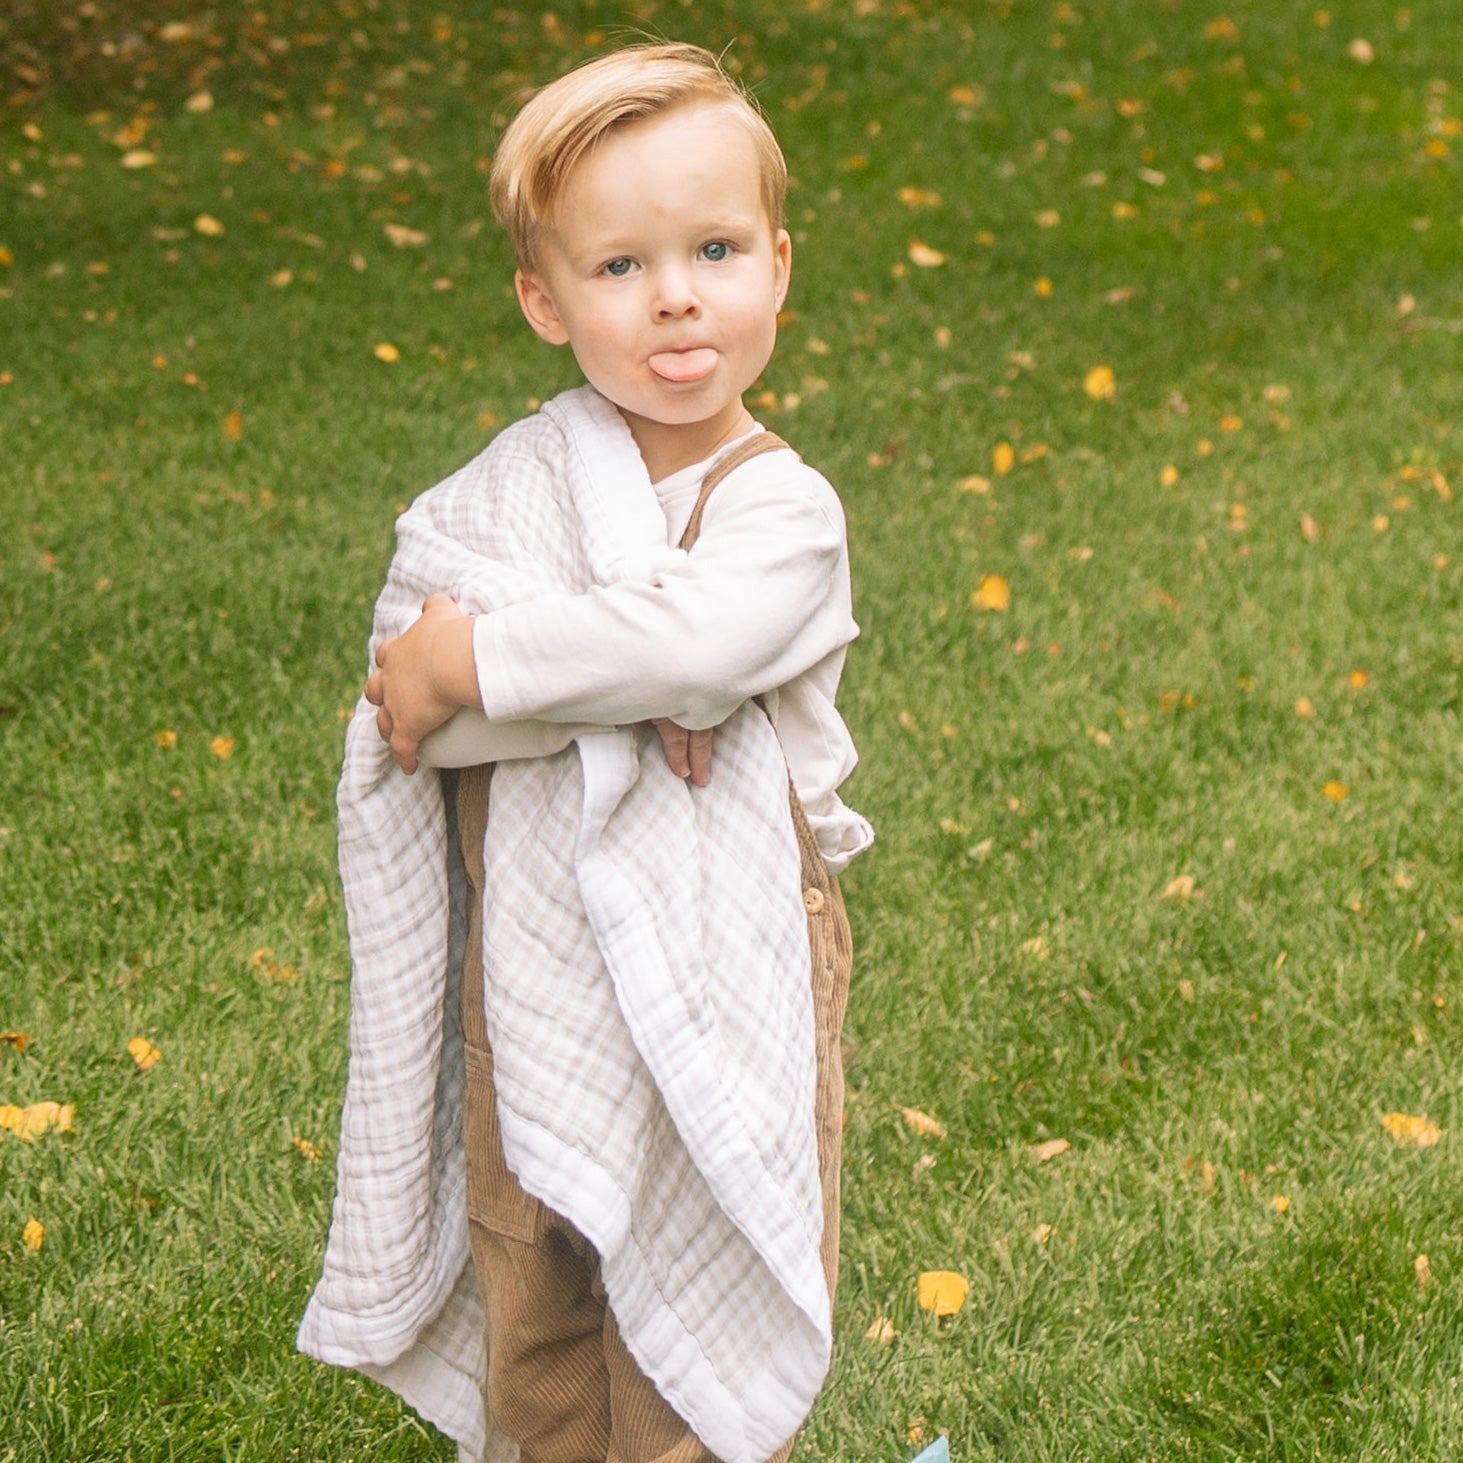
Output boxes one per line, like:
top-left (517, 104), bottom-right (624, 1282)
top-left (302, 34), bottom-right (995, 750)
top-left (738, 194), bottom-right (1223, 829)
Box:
top-left (420, 413), bottom-right (872, 872)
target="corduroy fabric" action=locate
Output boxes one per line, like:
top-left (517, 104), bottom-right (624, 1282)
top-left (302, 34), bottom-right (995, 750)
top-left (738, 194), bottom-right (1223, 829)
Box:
top-left (457, 758), bottom-right (849, 1463)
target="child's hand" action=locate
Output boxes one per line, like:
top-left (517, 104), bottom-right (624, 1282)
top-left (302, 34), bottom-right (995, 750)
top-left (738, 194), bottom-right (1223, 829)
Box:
top-left (650, 719), bottom-right (713, 787)
top-left (365, 592), bottom-right (479, 774)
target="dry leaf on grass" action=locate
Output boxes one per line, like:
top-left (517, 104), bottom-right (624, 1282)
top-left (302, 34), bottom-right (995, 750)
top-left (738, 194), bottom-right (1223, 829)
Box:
top-left (900, 1106), bottom-right (947, 1139)
top-left (1, 1102), bottom-right (75, 1141)
top-left (1382, 1112), bottom-right (1443, 1148)
top-left (917, 1270), bottom-right (969, 1317)
top-left (971, 574), bottom-right (1011, 612)
top-left (127, 1037), bottom-right (162, 1071)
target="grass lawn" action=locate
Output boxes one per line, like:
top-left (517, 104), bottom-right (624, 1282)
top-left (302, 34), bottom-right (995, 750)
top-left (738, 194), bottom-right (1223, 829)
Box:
top-left (3, 1), bottom-right (1461, 1458)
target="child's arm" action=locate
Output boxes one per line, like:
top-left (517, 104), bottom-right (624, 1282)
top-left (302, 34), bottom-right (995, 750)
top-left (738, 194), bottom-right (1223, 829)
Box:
top-left (470, 468), bottom-right (853, 731)
top-left (369, 464), bottom-right (850, 774)
top-left (367, 593), bottom-right (713, 782)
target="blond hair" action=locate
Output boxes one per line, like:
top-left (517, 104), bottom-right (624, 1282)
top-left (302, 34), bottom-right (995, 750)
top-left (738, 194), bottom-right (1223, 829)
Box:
top-left (490, 43), bottom-right (787, 266)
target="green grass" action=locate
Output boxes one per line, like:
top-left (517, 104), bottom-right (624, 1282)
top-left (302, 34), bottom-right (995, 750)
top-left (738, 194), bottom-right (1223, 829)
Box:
top-left (2, 1), bottom-right (1461, 1459)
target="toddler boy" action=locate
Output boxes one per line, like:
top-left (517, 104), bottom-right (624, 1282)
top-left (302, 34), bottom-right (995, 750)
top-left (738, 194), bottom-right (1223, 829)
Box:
top-left (299, 42), bottom-right (871, 1463)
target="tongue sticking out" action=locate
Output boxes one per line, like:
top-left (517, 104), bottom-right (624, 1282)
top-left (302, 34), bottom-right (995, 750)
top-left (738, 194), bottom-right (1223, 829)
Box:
top-left (649, 348), bottom-right (718, 383)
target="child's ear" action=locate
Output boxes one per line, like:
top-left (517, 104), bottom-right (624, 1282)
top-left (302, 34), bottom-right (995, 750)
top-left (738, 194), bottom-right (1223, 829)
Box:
top-left (515, 268), bottom-right (570, 346)
top-left (773, 229), bottom-right (792, 312)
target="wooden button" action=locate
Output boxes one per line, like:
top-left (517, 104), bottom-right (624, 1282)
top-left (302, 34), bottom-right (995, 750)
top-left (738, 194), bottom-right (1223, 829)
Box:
top-left (803, 887), bottom-right (826, 915)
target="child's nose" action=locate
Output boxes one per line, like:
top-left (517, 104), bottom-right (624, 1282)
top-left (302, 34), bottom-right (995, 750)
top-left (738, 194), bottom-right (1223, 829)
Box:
top-left (652, 266), bottom-right (700, 319)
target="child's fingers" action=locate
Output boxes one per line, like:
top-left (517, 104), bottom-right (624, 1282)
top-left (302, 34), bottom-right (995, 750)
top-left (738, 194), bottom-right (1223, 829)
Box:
top-left (649, 717), bottom-right (691, 777)
top-left (685, 727), bottom-right (713, 787)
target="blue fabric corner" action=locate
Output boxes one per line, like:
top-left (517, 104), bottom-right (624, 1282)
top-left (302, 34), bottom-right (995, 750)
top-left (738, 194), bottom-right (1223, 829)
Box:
top-left (909, 1439), bottom-right (950, 1463)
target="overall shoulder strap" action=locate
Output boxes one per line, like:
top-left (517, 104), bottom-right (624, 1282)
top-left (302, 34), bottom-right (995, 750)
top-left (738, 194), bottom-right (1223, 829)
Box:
top-left (677, 431), bottom-right (794, 552)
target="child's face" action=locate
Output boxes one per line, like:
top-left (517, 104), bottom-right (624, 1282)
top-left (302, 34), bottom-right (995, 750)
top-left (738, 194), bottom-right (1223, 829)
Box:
top-left (515, 102), bottom-right (791, 472)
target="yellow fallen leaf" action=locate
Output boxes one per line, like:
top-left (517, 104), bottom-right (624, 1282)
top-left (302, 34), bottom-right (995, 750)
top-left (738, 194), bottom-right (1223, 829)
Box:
top-left (1299, 512), bottom-right (1320, 541)
top-left (127, 1037), bottom-right (162, 1071)
top-left (374, 342), bottom-right (401, 363)
top-left (1034, 276), bottom-right (1053, 298)
top-left (1322, 780), bottom-right (1349, 802)
top-left (971, 574), bottom-right (1011, 612)
top-left (222, 410), bottom-right (243, 441)
top-left (210, 735), bottom-right (236, 759)
top-left (1031, 1222), bottom-right (1055, 1244)
top-left (1031, 1137), bottom-right (1071, 1163)
top-left (992, 441), bottom-right (1015, 476)
top-left (120, 149), bottom-right (157, 169)
top-left (1, 1101), bottom-right (76, 1141)
top-left (293, 1135), bottom-right (323, 1163)
top-left (917, 1270), bottom-right (969, 1317)
top-left (1415, 1253), bottom-right (1432, 1289)
top-left (1162, 873), bottom-right (1198, 901)
top-left (154, 728), bottom-right (178, 749)
top-left (23, 1218), bottom-right (44, 1254)
top-left (1348, 669), bottom-right (1370, 691)
top-left (897, 186), bottom-right (942, 209)
top-left (384, 223), bottom-right (429, 248)
top-left (907, 240), bottom-right (946, 268)
top-left (1295, 696), bottom-right (1317, 720)
top-left (2, 1032), bottom-right (30, 1053)
top-left (0, 246), bottom-right (13, 267)
top-left (112, 117), bottom-right (151, 147)
top-left (1382, 1112), bottom-right (1443, 1148)
top-left (185, 90), bottom-right (214, 113)
top-left (958, 474), bottom-right (991, 495)
top-left (1160, 464), bottom-right (1179, 487)
top-left (864, 1314), bottom-right (897, 1345)
top-left (1083, 365), bottom-right (1116, 401)
top-left (900, 1106), bottom-right (947, 1139)
top-left (1270, 1194), bottom-right (1290, 1214)
top-left (193, 214), bottom-right (226, 238)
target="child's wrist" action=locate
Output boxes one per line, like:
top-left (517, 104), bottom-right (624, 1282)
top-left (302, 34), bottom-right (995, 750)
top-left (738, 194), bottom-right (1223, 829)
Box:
top-left (433, 613), bottom-right (483, 710)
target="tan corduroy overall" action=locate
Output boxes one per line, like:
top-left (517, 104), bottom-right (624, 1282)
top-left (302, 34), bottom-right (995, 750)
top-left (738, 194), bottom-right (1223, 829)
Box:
top-left (455, 433), bottom-right (853, 1463)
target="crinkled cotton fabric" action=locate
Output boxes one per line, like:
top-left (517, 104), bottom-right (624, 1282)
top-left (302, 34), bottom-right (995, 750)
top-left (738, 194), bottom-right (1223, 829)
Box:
top-left (299, 387), bottom-right (865, 1463)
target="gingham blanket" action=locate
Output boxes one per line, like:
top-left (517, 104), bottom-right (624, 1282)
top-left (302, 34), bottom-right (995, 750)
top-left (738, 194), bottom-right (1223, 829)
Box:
top-left (298, 387), bottom-right (830, 1463)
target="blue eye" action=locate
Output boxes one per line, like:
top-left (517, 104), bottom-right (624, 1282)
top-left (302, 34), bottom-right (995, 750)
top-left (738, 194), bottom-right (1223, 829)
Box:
top-left (604, 258), bottom-right (635, 277)
top-left (700, 241), bottom-right (733, 263)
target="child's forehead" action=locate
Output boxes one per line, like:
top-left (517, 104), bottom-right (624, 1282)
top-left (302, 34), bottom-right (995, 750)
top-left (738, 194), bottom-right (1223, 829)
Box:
top-left (552, 101), bottom-right (766, 211)
top-left (588, 98), bottom-right (754, 169)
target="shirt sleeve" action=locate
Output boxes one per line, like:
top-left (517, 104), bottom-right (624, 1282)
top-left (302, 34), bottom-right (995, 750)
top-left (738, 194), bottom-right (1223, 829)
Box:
top-left (416, 710), bottom-right (608, 769)
top-left (470, 457), bottom-right (858, 730)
